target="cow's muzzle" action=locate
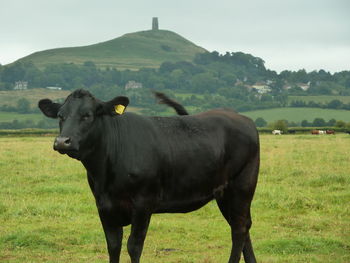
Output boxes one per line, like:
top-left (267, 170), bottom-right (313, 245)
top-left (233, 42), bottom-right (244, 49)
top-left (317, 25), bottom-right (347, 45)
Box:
top-left (54, 136), bottom-right (72, 150)
top-left (53, 136), bottom-right (80, 159)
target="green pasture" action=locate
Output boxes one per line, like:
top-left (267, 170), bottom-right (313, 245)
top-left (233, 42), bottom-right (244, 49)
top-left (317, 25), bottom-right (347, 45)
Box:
top-left (242, 107), bottom-right (350, 123)
top-left (0, 112), bottom-right (44, 122)
top-left (288, 95), bottom-right (350, 105)
top-left (0, 135), bottom-right (349, 262)
top-left (0, 88), bottom-right (70, 108)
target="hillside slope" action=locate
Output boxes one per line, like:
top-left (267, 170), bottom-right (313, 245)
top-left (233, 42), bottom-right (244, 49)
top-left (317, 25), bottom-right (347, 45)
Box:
top-left (0, 88), bottom-right (70, 108)
top-left (17, 30), bottom-right (207, 70)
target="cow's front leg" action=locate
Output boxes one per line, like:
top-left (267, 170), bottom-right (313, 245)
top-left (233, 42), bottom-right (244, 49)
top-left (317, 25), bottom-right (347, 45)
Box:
top-left (98, 209), bottom-right (124, 263)
top-left (127, 210), bottom-right (151, 263)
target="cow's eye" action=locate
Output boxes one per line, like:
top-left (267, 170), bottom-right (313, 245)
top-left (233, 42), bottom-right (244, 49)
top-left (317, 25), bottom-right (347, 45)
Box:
top-left (82, 113), bottom-right (91, 121)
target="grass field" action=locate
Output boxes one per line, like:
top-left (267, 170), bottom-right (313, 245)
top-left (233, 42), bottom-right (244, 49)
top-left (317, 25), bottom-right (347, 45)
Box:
top-left (242, 107), bottom-right (350, 123)
top-left (0, 112), bottom-right (44, 122)
top-left (0, 135), bottom-right (349, 262)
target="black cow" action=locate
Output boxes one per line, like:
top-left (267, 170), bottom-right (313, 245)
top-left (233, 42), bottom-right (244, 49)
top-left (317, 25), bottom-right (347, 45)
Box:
top-left (38, 89), bottom-right (259, 263)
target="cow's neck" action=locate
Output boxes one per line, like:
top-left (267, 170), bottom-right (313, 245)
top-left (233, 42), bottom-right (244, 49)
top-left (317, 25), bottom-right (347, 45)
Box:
top-left (80, 115), bottom-right (124, 186)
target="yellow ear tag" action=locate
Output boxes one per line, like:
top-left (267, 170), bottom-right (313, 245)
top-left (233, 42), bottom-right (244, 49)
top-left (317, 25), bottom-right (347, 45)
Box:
top-left (115, 104), bottom-right (125, 115)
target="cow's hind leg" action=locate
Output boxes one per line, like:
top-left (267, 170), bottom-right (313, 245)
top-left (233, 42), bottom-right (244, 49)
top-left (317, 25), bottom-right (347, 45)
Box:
top-left (216, 196), bottom-right (256, 263)
top-left (216, 160), bottom-right (258, 263)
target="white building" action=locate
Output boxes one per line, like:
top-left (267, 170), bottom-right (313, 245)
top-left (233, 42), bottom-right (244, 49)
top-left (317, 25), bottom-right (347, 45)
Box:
top-left (252, 84), bottom-right (272, 94)
top-left (46, 86), bottom-right (62, 90)
top-left (125, 81), bottom-right (143, 90)
top-left (14, 81), bottom-right (28, 90)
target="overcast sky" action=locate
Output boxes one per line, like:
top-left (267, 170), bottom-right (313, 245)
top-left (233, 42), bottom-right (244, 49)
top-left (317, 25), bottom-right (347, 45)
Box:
top-left (1, 0), bottom-right (349, 73)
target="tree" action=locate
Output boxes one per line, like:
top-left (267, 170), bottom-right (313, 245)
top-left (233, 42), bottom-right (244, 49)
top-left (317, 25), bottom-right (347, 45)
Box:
top-left (327, 99), bottom-right (343, 109)
top-left (17, 98), bottom-right (31, 113)
top-left (274, 93), bottom-right (288, 106)
top-left (1, 62), bottom-right (26, 83)
top-left (191, 72), bottom-right (218, 93)
top-left (159, 62), bottom-right (175, 73)
top-left (346, 122), bottom-right (350, 130)
top-left (255, 117), bottom-right (267, 127)
top-left (170, 69), bottom-right (185, 90)
top-left (294, 69), bottom-right (308, 83)
top-left (301, 120), bottom-right (310, 127)
top-left (270, 120), bottom-right (288, 133)
top-left (335, 120), bottom-right (346, 128)
top-left (312, 118), bottom-right (326, 127)
top-left (327, 119), bottom-right (337, 127)
top-left (290, 100), bottom-right (306, 107)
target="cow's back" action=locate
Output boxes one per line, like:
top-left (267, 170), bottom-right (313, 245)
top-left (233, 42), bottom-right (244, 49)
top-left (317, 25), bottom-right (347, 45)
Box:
top-left (148, 109), bottom-right (259, 212)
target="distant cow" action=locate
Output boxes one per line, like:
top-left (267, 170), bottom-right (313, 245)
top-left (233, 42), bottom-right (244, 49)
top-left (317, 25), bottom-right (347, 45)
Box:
top-left (326, 130), bottom-right (335, 135)
top-left (38, 89), bottom-right (260, 263)
top-left (272, 129), bottom-right (282, 135)
top-left (312, 130), bottom-right (326, 135)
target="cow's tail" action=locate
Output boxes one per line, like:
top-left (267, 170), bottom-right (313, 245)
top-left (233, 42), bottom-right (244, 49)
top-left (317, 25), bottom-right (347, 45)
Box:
top-left (153, 91), bottom-right (189, 115)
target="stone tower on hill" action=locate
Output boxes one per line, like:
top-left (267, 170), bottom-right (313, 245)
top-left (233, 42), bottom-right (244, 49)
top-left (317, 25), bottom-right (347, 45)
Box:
top-left (152, 17), bottom-right (159, 30)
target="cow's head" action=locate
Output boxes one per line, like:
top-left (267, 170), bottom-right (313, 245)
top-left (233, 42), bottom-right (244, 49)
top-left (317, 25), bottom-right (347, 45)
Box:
top-left (38, 89), bottom-right (129, 160)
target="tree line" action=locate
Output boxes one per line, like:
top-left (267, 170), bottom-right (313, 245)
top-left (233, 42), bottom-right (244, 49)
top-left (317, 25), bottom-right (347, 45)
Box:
top-left (254, 117), bottom-right (350, 129)
top-left (1, 51), bottom-right (350, 120)
top-left (289, 99), bottom-right (350, 110)
top-left (2, 116), bottom-right (349, 131)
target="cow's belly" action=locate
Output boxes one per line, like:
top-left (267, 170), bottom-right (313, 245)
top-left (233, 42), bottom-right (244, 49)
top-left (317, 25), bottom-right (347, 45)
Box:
top-left (155, 194), bottom-right (213, 213)
top-left (155, 169), bottom-right (223, 213)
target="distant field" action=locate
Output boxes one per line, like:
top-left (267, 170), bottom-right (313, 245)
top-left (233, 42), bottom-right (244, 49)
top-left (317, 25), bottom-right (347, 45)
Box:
top-left (0, 108), bottom-right (143, 124)
top-left (0, 88), bottom-right (70, 107)
top-left (242, 107), bottom-right (350, 123)
top-left (0, 135), bottom-right (349, 262)
top-left (288, 96), bottom-right (350, 104)
top-left (0, 112), bottom-right (43, 122)
top-left (2, 107), bottom-right (350, 126)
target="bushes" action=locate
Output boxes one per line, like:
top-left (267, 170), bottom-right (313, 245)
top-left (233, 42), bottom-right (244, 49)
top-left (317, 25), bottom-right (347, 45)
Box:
top-left (0, 98), bottom-right (39, 114)
top-left (290, 99), bottom-right (350, 110)
top-left (0, 128), bottom-right (58, 136)
top-left (0, 118), bottom-right (57, 130)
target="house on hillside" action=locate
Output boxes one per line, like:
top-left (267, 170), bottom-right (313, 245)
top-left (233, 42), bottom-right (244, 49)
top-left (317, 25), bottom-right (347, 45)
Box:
top-left (252, 83), bottom-right (272, 94)
top-left (283, 82), bottom-right (310, 91)
top-left (297, 82), bottom-right (310, 91)
top-left (14, 81), bottom-right (28, 90)
top-left (125, 81), bottom-right (143, 90)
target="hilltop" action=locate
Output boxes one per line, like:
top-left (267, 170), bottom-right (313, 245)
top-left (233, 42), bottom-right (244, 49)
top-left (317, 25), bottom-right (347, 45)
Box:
top-left (16, 30), bottom-right (207, 70)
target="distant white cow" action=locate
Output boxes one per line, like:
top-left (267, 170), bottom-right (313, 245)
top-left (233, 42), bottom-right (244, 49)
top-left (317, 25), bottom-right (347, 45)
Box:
top-left (319, 130), bottom-right (326, 135)
top-left (272, 130), bottom-right (282, 135)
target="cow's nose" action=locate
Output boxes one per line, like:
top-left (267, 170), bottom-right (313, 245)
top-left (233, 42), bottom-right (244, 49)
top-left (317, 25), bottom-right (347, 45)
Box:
top-left (54, 136), bottom-right (72, 150)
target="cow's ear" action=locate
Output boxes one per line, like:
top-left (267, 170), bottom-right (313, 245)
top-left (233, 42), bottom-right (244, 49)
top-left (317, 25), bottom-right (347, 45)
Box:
top-left (98, 96), bottom-right (129, 116)
top-left (38, 99), bottom-right (61, 118)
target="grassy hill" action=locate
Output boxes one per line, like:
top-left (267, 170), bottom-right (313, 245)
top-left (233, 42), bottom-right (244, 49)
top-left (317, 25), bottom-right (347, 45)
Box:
top-left (0, 88), bottom-right (70, 108)
top-left (16, 30), bottom-right (207, 70)
top-left (241, 107), bottom-right (350, 123)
